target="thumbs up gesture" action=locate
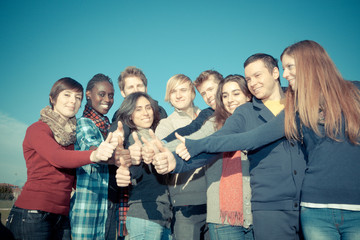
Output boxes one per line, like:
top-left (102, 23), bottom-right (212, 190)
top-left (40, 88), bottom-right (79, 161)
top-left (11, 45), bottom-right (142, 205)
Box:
top-left (90, 132), bottom-right (117, 162)
top-left (141, 129), bottom-right (162, 164)
top-left (110, 121), bottom-right (125, 148)
top-left (128, 132), bottom-right (143, 165)
top-left (152, 138), bottom-right (176, 174)
top-left (114, 133), bottom-right (131, 167)
top-left (175, 132), bottom-right (191, 161)
top-left (116, 145), bottom-right (131, 187)
top-left (115, 133), bottom-right (131, 186)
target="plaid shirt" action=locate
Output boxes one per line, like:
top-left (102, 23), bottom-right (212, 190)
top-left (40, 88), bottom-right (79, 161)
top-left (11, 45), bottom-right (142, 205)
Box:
top-left (70, 117), bottom-right (109, 239)
top-left (118, 186), bottom-right (129, 236)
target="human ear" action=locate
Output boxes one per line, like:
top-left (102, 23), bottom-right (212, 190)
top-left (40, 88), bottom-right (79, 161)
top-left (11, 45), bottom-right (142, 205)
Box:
top-left (85, 90), bottom-right (91, 100)
top-left (272, 67), bottom-right (280, 80)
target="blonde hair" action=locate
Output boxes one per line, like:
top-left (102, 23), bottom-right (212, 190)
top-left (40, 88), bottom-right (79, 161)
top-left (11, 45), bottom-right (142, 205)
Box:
top-left (282, 40), bottom-right (360, 145)
top-left (164, 74), bottom-right (196, 103)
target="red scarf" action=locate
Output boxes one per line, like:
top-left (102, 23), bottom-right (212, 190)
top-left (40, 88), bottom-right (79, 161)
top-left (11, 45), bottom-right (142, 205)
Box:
top-left (83, 104), bottom-right (110, 139)
top-left (219, 151), bottom-right (243, 225)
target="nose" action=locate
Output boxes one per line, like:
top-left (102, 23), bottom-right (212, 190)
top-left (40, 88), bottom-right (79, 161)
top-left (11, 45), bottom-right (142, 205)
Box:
top-left (69, 95), bottom-right (76, 103)
top-left (248, 79), bottom-right (256, 87)
top-left (283, 69), bottom-right (289, 80)
top-left (104, 94), bottom-right (110, 102)
top-left (176, 91), bottom-right (181, 98)
top-left (228, 94), bottom-right (233, 103)
top-left (143, 109), bottom-right (150, 116)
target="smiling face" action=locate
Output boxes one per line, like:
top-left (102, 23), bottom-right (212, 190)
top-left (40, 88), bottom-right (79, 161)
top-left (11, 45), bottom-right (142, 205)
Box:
top-left (86, 81), bottom-right (114, 115)
top-left (282, 54), bottom-right (296, 91)
top-left (131, 96), bottom-right (154, 129)
top-left (244, 60), bottom-right (281, 101)
top-left (121, 76), bottom-right (147, 97)
top-left (222, 81), bottom-right (250, 114)
top-left (53, 89), bottom-right (82, 120)
top-left (197, 76), bottom-right (219, 110)
top-left (169, 82), bottom-right (193, 111)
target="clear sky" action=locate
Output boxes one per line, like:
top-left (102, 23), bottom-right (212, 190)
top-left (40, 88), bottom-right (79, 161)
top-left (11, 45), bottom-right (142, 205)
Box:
top-left (1, 0), bottom-right (359, 186)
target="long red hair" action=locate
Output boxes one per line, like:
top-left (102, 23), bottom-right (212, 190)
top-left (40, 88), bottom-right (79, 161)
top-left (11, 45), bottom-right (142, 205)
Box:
top-left (282, 40), bottom-right (360, 145)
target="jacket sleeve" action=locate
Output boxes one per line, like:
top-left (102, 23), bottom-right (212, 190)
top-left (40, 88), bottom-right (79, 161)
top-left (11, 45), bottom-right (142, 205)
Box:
top-left (173, 152), bottom-right (220, 173)
top-left (186, 111), bottom-right (285, 157)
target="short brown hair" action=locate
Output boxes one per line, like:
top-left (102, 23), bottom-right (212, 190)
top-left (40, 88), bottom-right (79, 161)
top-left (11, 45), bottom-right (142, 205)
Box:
top-left (194, 70), bottom-right (223, 89)
top-left (49, 77), bottom-right (83, 108)
top-left (118, 66), bottom-right (147, 91)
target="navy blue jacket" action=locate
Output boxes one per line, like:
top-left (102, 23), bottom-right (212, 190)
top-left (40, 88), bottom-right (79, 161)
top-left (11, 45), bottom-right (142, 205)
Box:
top-left (173, 97), bottom-right (306, 211)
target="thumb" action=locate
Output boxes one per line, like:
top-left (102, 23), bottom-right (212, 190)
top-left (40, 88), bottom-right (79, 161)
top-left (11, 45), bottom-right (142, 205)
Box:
top-left (105, 132), bottom-right (113, 143)
top-left (132, 132), bottom-right (141, 145)
top-left (117, 121), bottom-right (123, 132)
top-left (175, 132), bottom-right (185, 143)
top-left (149, 129), bottom-right (157, 141)
top-left (154, 138), bottom-right (167, 153)
top-left (118, 133), bottom-right (124, 149)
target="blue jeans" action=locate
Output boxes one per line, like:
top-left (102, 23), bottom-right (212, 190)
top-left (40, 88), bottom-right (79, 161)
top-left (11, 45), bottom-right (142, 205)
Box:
top-left (125, 217), bottom-right (171, 240)
top-left (208, 223), bottom-right (254, 240)
top-left (301, 206), bottom-right (360, 240)
top-left (6, 205), bottom-right (71, 240)
top-left (171, 204), bottom-right (208, 240)
top-left (252, 210), bottom-right (301, 240)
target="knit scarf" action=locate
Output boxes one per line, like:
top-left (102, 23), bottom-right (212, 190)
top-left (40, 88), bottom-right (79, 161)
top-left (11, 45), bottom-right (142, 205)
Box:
top-left (83, 104), bottom-right (110, 138)
top-left (39, 106), bottom-right (77, 146)
top-left (219, 150), bottom-right (244, 225)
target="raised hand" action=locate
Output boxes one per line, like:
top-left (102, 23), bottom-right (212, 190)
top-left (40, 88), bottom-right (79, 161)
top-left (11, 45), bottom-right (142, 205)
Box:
top-left (152, 139), bottom-right (176, 174)
top-left (128, 132), bottom-right (143, 165)
top-left (90, 132), bottom-right (116, 162)
top-left (175, 132), bottom-right (191, 161)
top-left (110, 121), bottom-right (125, 148)
top-left (141, 129), bottom-right (161, 164)
top-left (116, 161), bottom-right (131, 187)
top-left (114, 134), bottom-right (131, 167)
top-left (115, 134), bottom-right (131, 186)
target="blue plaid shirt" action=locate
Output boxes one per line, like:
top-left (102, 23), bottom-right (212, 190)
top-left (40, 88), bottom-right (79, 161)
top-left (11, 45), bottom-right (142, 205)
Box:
top-left (70, 117), bottom-right (109, 239)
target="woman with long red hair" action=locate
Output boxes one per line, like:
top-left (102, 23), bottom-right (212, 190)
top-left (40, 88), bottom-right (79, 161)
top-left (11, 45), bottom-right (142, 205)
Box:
top-left (170, 40), bottom-right (360, 239)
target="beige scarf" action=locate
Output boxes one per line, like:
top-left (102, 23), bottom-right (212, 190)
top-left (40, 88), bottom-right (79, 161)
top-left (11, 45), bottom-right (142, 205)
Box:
top-left (39, 106), bottom-right (77, 146)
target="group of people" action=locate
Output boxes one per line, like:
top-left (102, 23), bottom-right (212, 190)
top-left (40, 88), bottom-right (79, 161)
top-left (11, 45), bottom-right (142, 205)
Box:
top-left (4, 40), bottom-right (360, 240)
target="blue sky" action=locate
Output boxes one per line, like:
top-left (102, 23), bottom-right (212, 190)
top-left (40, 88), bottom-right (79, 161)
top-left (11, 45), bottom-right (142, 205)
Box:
top-left (1, 0), bottom-right (359, 186)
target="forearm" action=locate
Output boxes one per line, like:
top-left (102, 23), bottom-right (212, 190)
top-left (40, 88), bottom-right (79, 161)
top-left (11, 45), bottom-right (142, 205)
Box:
top-left (185, 111), bottom-right (285, 156)
top-left (172, 152), bottom-right (219, 173)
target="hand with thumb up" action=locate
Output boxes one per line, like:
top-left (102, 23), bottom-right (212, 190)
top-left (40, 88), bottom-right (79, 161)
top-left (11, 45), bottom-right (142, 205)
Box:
top-left (128, 132), bottom-right (143, 165)
top-left (90, 132), bottom-right (117, 163)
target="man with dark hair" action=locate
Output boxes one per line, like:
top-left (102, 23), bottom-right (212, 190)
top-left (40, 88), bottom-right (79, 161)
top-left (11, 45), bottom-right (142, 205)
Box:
top-left (155, 54), bottom-right (306, 240)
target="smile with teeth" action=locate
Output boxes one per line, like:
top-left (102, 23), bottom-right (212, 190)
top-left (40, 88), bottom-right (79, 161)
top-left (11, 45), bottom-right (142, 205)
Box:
top-left (252, 86), bottom-right (262, 94)
top-left (142, 117), bottom-right (151, 122)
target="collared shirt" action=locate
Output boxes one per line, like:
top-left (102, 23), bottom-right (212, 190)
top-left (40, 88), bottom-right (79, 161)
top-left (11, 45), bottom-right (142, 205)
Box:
top-left (70, 117), bottom-right (109, 239)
